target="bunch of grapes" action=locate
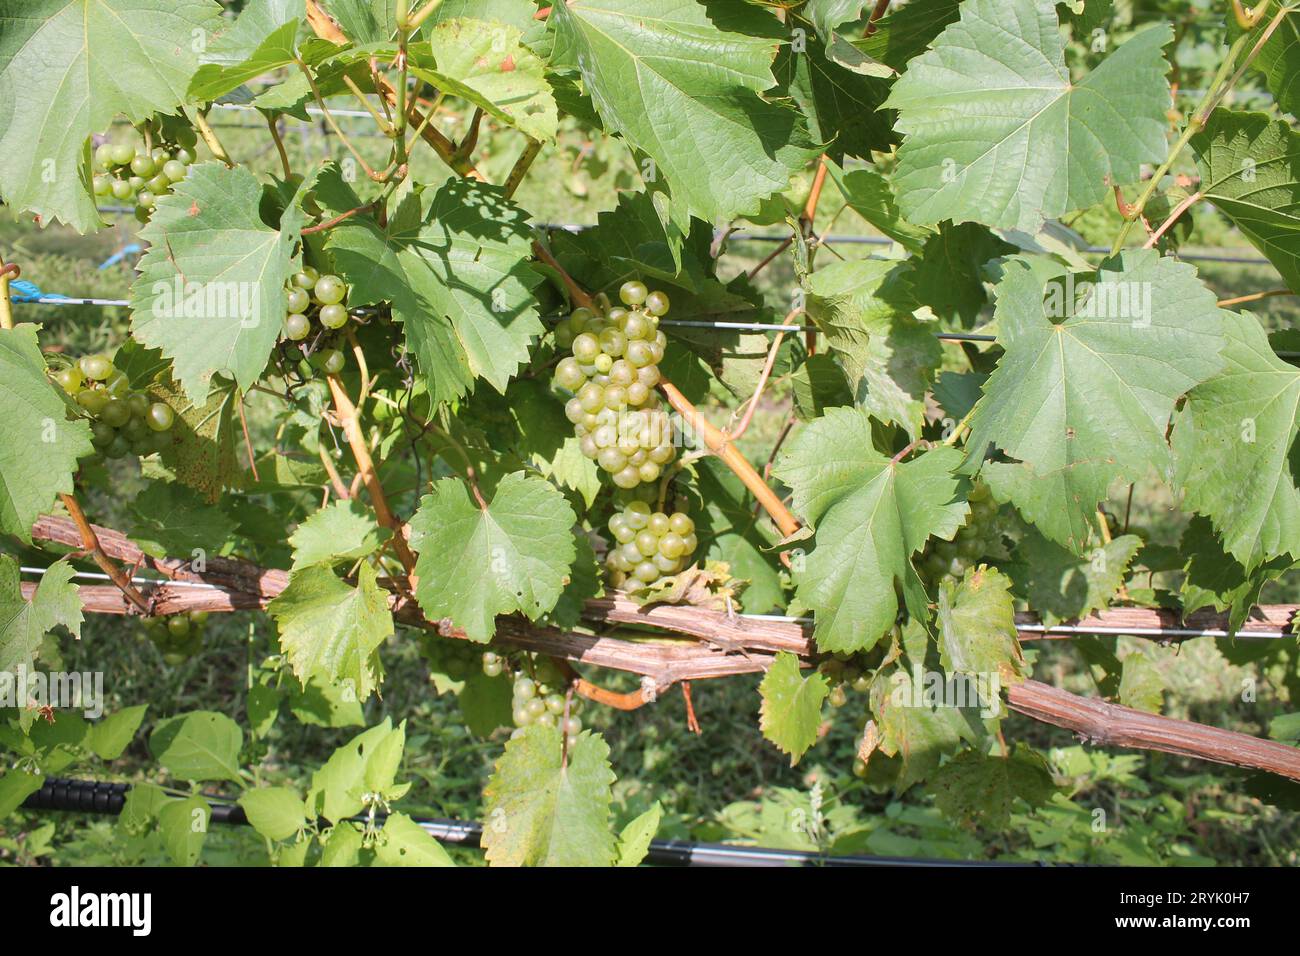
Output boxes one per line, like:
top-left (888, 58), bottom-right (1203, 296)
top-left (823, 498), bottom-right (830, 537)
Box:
top-left (554, 281), bottom-right (677, 489)
top-left (916, 481), bottom-right (999, 590)
top-left (603, 501), bottom-right (698, 588)
top-left (508, 674), bottom-right (583, 746)
top-left (91, 132), bottom-right (194, 222)
top-left (282, 267), bottom-right (352, 375)
top-left (142, 611), bottom-right (208, 665)
top-left (53, 354), bottom-right (175, 462)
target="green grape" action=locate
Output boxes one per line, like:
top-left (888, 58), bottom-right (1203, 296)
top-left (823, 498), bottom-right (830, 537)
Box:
top-left (483, 659), bottom-right (503, 678)
top-left (319, 303), bottom-right (348, 329)
top-left (314, 274), bottom-right (346, 305)
top-left (598, 448), bottom-right (628, 473)
top-left (647, 512), bottom-right (670, 536)
top-left (512, 705), bottom-right (533, 727)
top-left (681, 532), bottom-right (698, 555)
top-left (668, 513), bottom-right (694, 536)
top-left (110, 179), bottom-right (133, 201)
top-left (94, 144), bottom-right (117, 169)
top-left (514, 676), bottom-right (536, 700)
top-left (572, 332), bottom-right (600, 363)
top-left (162, 159), bottom-right (187, 183)
top-left (287, 288), bottom-right (311, 314)
top-left (564, 398), bottom-right (585, 425)
top-left (624, 340), bottom-right (654, 368)
top-left (126, 392), bottom-right (149, 418)
top-left (92, 174), bottom-right (112, 196)
top-left (319, 349), bottom-right (346, 375)
top-left (659, 533), bottom-right (685, 560)
top-left (151, 146), bottom-right (169, 165)
top-left (104, 435), bottom-right (132, 459)
top-left (598, 328), bottom-right (626, 357)
top-left (620, 280), bottom-right (648, 306)
top-left (622, 312), bottom-right (651, 341)
top-left (100, 399), bottom-right (132, 428)
top-left (577, 382), bottom-right (605, 413)
top-left (127, 175), bottom-right (145, 191)
top-left (612, 466), bottom-right (641, 489)
top-left (54, 367), bottom-right (84, 393)
top-left (130, 154), bottom-right (156, 177)
top-left (146, 403), bottom-right (175, 432)
top-left (104, 373), bottom-right (130, 398)
top-left (90, 422), bottom-right (117, 448)
top-left (136, 190), bottom-right (155, 210)
top-left (593, 353), bottom-right (614, 374)
top-left (554, 320), bottom-right (576, 349)
top-left (569, 307), bottom-right (594, 331)
top-left (109, 143), bottom-right (135, 166)
top-left (293, 267), bottom-right (319, 289)
top-left (525, 698), bottom-right (546, 718)
top-left (122, 417), bottom-right (150, 442)
top-left (147, 173), bottom-right (171, 195)
top-left (174, 147), bottom-right (195, 165)
top-left (644, 290), bottom-right (670, 316)
top-left (189, 610), bottom-right (209, 626)
top-left (77, 389), bottom-right (110, 415)
top-left (285, 313), bottom-right (311, 341)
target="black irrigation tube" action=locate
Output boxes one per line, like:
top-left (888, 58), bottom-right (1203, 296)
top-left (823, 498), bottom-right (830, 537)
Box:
top-left (20, 776), bottom-right (1040, 868)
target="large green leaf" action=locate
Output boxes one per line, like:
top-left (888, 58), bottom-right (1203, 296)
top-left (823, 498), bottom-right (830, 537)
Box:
top-left (288, 498), bottom-right (389, 569)
top-left (909, 221), bottom-right (1016, 327)
top-left (326, 181), bottom-right (542, 405)
top-left (0, 0), bottom-right (223, 231)
top-left (550, 0), bottom-right (821, 223)
top-left (130, 164), bottom-right (310, 403)
top-left (804, 259), bottom-right (940, 439)
top-left (758, 652), bottom-right (830, 765)
top-left (375, 812), bottom-right (456, 866)
top-left (149, 711), bottom-right (244, 783)
top-left (188, 0), bottom-right (305, 102)
top-left (1192, 111), bottom-right (1300, 294)
top-left (1230, 12), bottom-right (1300, 121)
top-left (885, 0), bottom-right (1172, 232)
top-left (0, 556), bottom-right (82, 674)
top-left (1172, 310), bottom-right (1300, 572)
top-left (481, 726), bottom-right (617, 867)
top-left (965, 251), bottom-right (1224, 552)
top-left (127, 482), bottom-right (237, 559)
top-left (928, 745), bottom-right (1056, 829)
top-left (935, 566), bottom-right (1026, 681)
top-left (269, 562), bottom-right (394, 702)
top-left (775, 411), bottom-right (969, 652)
top-left (0, 326), bottom-right (94, 539)
top-left (408, 472), bottom-right (576, 642)
top-left (306, 719), bottom-right (406, 822)
top-left (773, 34), bottom-right (894, 162)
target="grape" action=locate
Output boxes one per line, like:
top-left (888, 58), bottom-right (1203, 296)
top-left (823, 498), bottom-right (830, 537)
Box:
top-left (94, 144), bottom-right (116, 169)
top-left (623, 313), bottom-right (651, 341)
top-left (90, 422), bottom-right (116, 447)
top-left (319, 349), bottom-right (346, 375)
top-left (147, 173), bottom-right (171, 195)
top-left (647, 512), bottom-right (670, 536)
top-left (54, 367), bottom-right (84, 393)
top-left (293, 267), bottom-right (319, 290)
top-left (136, 190), bottom-right (155, 210)
top-left (525, 698), bottom-right (546, 719)
top-left (92, 175), bottom-right (112, 196)
top-left (100, 399), bottom-right (132, 428)
top-left (633, 561), bottom-right (660, 583)
top-left (545, 694), bottom-right (566, 716)
top-left (620, 280), bottom-right (648, 306)
top-left (572, 332), bottom-right (600, 363)
top-left (146, 403), bottom-right (175, 432)
top-left (174, 147), bottom-right (195, 165)
top-left (162, 160), bottom-right (188, 183)
top-left (110, 179), bottom-right (133, 201)
top-left (287, 288), bottom-right (311, 314)
top-left (514, 677), bottom-right (536, 700)
top-left (126, 393), bottom-right (150, 418)
top-left (668, 513), bottom-right (694, 536)
top-left (77, 389), bottom-right (110, 415)
top-left (105, 373), bottom-right (130, 398)
top-left (285, 313), bottom-right (311, 341)
top-left (644, 291), bottom-right (670, 316)
top-left (105, 435), bottom-right (132, 459)
top-left (598, 328), bottom-right (626, 357)
top-left (110, 143), bottom-right (135, 166)
top-left (130, 154), bottom-right (156, 177)
top-left (319, 303), bottom-right (348, 329)
top-left (314, 274), bottom-right (346, 305)
top-left (122, 417), bottom-right (150, 442)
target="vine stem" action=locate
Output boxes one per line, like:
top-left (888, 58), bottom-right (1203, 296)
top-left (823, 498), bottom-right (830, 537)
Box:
top-left (59, 493), bottom-right (152, 615)
top-left (186, 108), bottom-right (234, 167)
top-left (1142, 190), bottom-right (1200, 248)
top-left (325, 373), bottom-right (418, 574)
top-left (317, 444), bottom-right (351, 500)
top-left (1217, 288), bottom-right (1295, 308)
top-left (727, 307), bottom-right (803, 442)
top-left (504, 138), bottom-right (542, 199)
top-left (265, 111), bottom-right (291, 179)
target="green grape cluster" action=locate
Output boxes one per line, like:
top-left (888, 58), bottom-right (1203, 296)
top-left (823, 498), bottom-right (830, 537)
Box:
top-left (282, 267), bottom-right (351, 375)
top-left (91, 131), bottom-right (194, 222)
top-left (53, 355), bottom-right (175, 462)
top-left (142, 611), bottom-right (208, 665)
top-left (509, 674), bottom-right (583, 747)
top-left (554, 281), bottom-right (677, 489)
top-left (917, 481), bottom-right (999, 589)
top-left (604, 501), bottom-right (698, 588)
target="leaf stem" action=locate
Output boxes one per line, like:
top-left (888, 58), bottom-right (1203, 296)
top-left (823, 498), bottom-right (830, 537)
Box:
top-left (504, 138), bottom-right (542, 199)
top-left (186, 108), bottom-right (234, 167)
top-left (727, 307), bottom-right (803, 442)
top-left (264, 111), bottom-right (292, 179)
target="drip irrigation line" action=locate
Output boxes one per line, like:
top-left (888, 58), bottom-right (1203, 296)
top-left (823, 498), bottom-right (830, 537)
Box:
top-left (20, 776), bottom-right (1042, 868)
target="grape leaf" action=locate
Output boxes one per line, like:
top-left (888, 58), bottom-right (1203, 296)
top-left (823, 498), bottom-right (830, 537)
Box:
top-left (0, 556), bottom-right (82, 674)
top-left (1008, 529), bottom-right (1141, 629)
top-left (550, 0), bottom-right (821, 223)
top-left (306, 719), bottom-right (405, 822)
top-left (1179, 516), bottom-right (1292, 636)
top-left (1118, 649), bottom-right (1164, 714)
top-left (127, 482), bottom-right (237, 559)
top-left (130, 164), bottom-right (311, 403)
top-left (375, 812), bottom-right (456, 866)
top-left (935, 566), bottom-right (1026, 682)
top-left (1191, 110), bottom-right (1300, 295)
top-left (1229, 13), bottom-right (1300, 121)
top-left (238, 786), bottom-right (307, 842)
top-left (965, 251), bottom-right (1224, 552)
top-left (188, 1), bottom-right (306, 103)
top-left (481, 726), bottom-right (617, 867)
top-left (775, 410), bottom-right (969, 652)
top-left (149, 711), bottom-right (244, 783)
top-left (855, 0), bottom-right (963, 72)
top-left (269, 562), bottom-right (394, 702)
top-left (909, 222), bottom-right (1016, 326)
top-left (408, 472), bottom-right (577, 642)
top-left (825, 162), bottom-right (931, 252)
top-left (615, 803), bottom-right (662, 867)
top-left (790, 353), bottom-right (853, 422)
top-left (885, 0), bottom-right (1172, 232)
top-left (1172, 310), bottom-right (1300, 572)
top-left (758, 652), bottom-right (830, 765)
top-left (150, 374), bottom-right (246, 502)
top-left (289, 498), bottom-right (390, 569)
top-left (805, 259), bottom-right (940, 439)
top-left (326, 180), bottom-right (542, 405)
top-left (0, 325), bottom-right (94, 540)
top-left (0, 0), bottom-right (223, 231)
top-left (928, 745), bottom-right (1056, 829)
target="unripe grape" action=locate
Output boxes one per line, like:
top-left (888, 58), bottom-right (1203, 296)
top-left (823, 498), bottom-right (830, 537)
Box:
top-left (314, 274), bottom-right (346, 305)
top-left (569, 307), bottom-right (594, 330)
top-left (563, 716), bottom-right (583, 735)
top-left (579, 434), bottom-right (599, 459)
top-left (572, 332), bottom-right (600, 363)
top-left (603, 384), bottom-right (627, 410)
top-left (54, 367), bottom-right (84, 393)
top-left (319, 303), bottom-right (348, 329)
top-left (637, 364), bottom-right (661, 388)
top-left (545, 694), bottom-right (566, 716)
top-left (624, 340), bottom-right (654, 368)
top-left (594, 353), bottom-right (613, 373)
top-left (513, 705), bottom-right (533, 727)
top-left (632, 531), bottom-right (657, 557)
top-left (90, 422), bottom-right (116, 447)
top-left (92, 174), bottom-right (112, 196)
top-left (647, 512), bottom-right (670, 536)
top-left (653, 552), bottom-right (680, 574)
top-left (620, 280), bottom-right (648, 306)
top-left (668, 513), bottom-right (694, 536)
top-left (626, 382), bottom-right (650, 406)
top-left (77, 389), bottom-right (110, 415)
top-left (623, 312), bottom-right (651, 341)
top-left (162, 160), bottom-right (187, 183)
top-left (564, 398), bottom-right (585, 425)
top-left (554, 319), bottom-right (576, 348)
top-left (483, 659), bottom-right (503, 677)
top-left (659, 533), bottom-right (686, 559)
top-left (167, 615), bottom-right (191, 638)
top-left (105, 435), bottom-right (131, 459)
top-left (624, 501), bottom-right (651, 527)
top-left (94, 144), bottom-right (116, 169)
top-left (285, 313), bottom-right (311, 340)
top-left (130, 154), bottom-right (156, 177)
top-left (598, 328), bottom-right (626, 357)
top-left (525, 698), bottom-right (547, 719)
top-left (319, 349), bottom-right (345, 375)
top-left (136, 190), bottom-right (156, 210)
top-left (608, 361), bottom-right (634, 387)
top-left (146, 403), bottom-right (175, 432)
top-left (100, 398), bottom-right (132, 428)
top-left (174, 147), bottom-right (195, 165)
top-left (681, 532), bottom-right (698, 554)
top-left (293, 268), bottom-right (318, 290)
top-left (514, 677), bottom-right (536, 700)
top-left (649, 443), bottom-right (675, 465)
top-left (598, 448), bottom-right (628, 473)
top-left (612, 466), bottom-right (642, 489)
top-left (634, 561), bottom-right (660, 583)
top-left (147, 173), bottom-right (171, 194)
top-left (287, 288), bottom-right (310, 314)
top-left (638, 462), bottom-right (660, 483)
top-left (110, 143), bottom-right (135, 166)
